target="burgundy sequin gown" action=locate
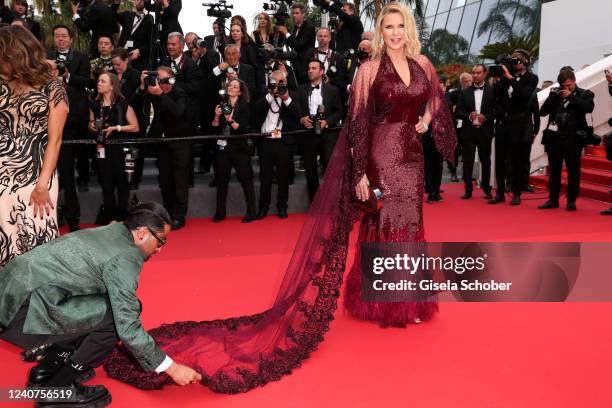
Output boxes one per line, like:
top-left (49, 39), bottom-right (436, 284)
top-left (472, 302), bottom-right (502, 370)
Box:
top-left (102, 54), bottom-right (456, 393)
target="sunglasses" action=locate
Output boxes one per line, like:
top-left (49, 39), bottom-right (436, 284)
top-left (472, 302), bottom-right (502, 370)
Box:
top-left (147, 227), bottom-right (167, 248)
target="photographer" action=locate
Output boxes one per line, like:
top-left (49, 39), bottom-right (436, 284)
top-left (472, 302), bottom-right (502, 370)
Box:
top-left (112, 0), bottom-right (153, 72)
top-left (297, 59), bottom-right (342, 202)
top-left (229, 22), bottom-right (258, 71)
top-left (252, 12), bottom-right (286, 49)
top-left (204, 19), bottom-right (227, 60)
top-left (145, 0), bottom-right (182, 46)
top-left (136, 67), bottom-right (190, 230)
top-left (90, 33), bottom-right (115, 83)
top-left (489, 49), bottom-right (539, 206)
top-left (257, 45), bottom-right (299, 96)
top-left (71, 0), bottom-right (118, 58)
top-left (324, 1), bottom-right (363, 54)
top-left (303, 27), bottom-right (347, 98)
top-left (213, 44), bottom-right (257, 103)
top-left (211, 79), bottom-right (257, 223)
top-left (89, 72), bottom-right (140, 224)
top-left (346, 39), bottom-right (371, 94)
top-left (538, 68), bottom-right (594, 212)
top-left (255, 70), bottom-right (301, 220)
top-left (10, 0), bottom-right (42, 41)
top-left (277, 3), bottom-right (315, 84)
top-left (48, 24), bottom-right (91, 232)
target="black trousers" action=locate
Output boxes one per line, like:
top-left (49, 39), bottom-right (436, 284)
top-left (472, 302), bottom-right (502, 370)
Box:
top-left (1, 297), bottom-right (118, 368)
top-left (159, 142), bottom-right (192, 220)
top-left (423, 132), bottom-right (443, 195)
top-left (259, 139), bottom-right (291, 209)
top-left (96, 145), bottom-right (129, 222)
top-left (58, 118), bottom-right (89, 223)
top-left (461, 128), bottom-right (492, 192)
top-left (299, 133), bottom-right (322, 202)
top-left (547, 136), bottom-right (582, 203)
top-left (494, 123), bottom-right (525, 197)
top-left (320, 132), bottom-right (339, 174)
top-left (214, 148), bottom-right (256, 217)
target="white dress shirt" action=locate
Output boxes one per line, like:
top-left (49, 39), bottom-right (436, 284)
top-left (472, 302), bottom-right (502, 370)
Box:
top-left (262, 94), bottom-right (293, 134)
top-left (474, 83), bottom-right (485, 114)
top-left (308, 84), bottom-right (323, 116)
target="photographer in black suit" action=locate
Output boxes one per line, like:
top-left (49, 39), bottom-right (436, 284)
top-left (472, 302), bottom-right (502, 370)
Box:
top-left (71, 0), bottom-right (118, 58)
top-left (255, 70), bottom-right (302, 220)
top-left (303, 27), bottom-right (347, 98)
top-left (455, 64), bottom-right (497, 200)
top-left (111, 0), bottom-right (153, 71)
top-left (135, 67), bottom-right (190, 229)
top-left (276, 3), bottom-right (315, 84)
top-left (10, 0), bottom-right (42, 42)
top-left (212, 44), bottom-right (257, 105)
top-left (48, 25), bottom-right (91, 232)
top-left (325, 1), bottom-right (364, 54)
top-left (538, 68), bottom-right (594, 212)
top-left (297, 60), bottom-right (342, 202)
top-left (145, 0), bottom-right (182, 47)
top-left (489, 49), bottom-right (539, 206)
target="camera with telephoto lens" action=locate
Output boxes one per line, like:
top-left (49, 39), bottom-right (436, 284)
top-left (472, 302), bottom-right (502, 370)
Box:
top-left (328, 15), bottom-right (338, 30)
top-left (203, 0), bottom-right (233, 19)
top-left (549, 86), bottom-right (562, 96)
top-left (489, 54), bottom-right (518, 78)
top-left (143, 70), bottom-right (159, 87)
top-left (343, 48), bottom-right (369, 61)
top-left (123, 147), bottom-right (139, 184)
top-left (263, 0), bottom-right (292, 26)
top-left (267, 78), bottom-right (288, 97)
top-left (311, 104), bottom-right (326, 135)
top-left (218, 89), bottom-right (233, 115)
top-left (94, 117), bottom-right (106, 145)
top-left (55, 58), bottom-right (67, 76)
top-left (258, 43), bottom-right (297, 64)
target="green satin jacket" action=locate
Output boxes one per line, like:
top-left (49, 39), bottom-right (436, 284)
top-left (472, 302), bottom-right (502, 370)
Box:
top-left (0, 223), bottom-right (166, 372)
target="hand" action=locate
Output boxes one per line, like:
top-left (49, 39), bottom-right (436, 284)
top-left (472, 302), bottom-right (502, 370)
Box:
top-left (166, 362), bottom-right (202, 386)
top-left (355, 174), bottom-right (370, 202)
top-left (214, 105), bottom-right (222, 117)
top-left (29, 185), bottom-right (54, 220)
top-left (147, 81), bottom-right (162, 96)
top-left (129, 49), bottom-right (141, 61)
top-left (469, 112), bottom-right (477, 121)
top-left (560, 89), bottom-right (571, 99)
top-left (301, 116), bottom-right (313, 129)
top-left (223, 111), bottom-right (234, 123)
top-left (501, 64), bottom-right (513, 80)
top-left (226, 72), bottom-right (237, 81)
top-left (415, 116), bottom-right (428, 134)
top-left (277, 25), bottom-right (288, 35)
top-left (319, 120), bottom-right (328, 129)
top-left (281, 92), bottom-right (290, 101)
top-left (218, 62), bottom-right (229, 72)
top-left (477, 114), bottom-right (486, 123)
top-left (103, 126), bottom-right (117, 137)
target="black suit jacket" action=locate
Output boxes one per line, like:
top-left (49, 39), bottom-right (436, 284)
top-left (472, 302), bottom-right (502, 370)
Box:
top-left (304, 48), bottom-right (347, 100)
top-left (329, 3), bottom-right (364, 54)
top-left (112, 5), bottom-right (154, 71)
top-left (297, 83), bottom-right (342, 129)
top-left (211, 101), bottom-right (251, 151)
top-left (455, 84), bottom-right (498, 139)
top-left (495, 70), bottom-right (539, 118)
top-left (164, 54), bottom-right (204, 134)
top-left (137, 86), bottom-right (187, 139)
top-left (74, 0), bottom-right (119, 57)
top-left (11, 14), bottom-right (42, 42)
top-left (540, 87), bottom-right (594, 138)
top-left (255, 90), bottom-right (302, 143)
top-left (47, 48), bottom-right (91, 122)
top-left (145, 0), bottom-right (182, 45)
top-left (214, 62), bottom-right (257, 103)
top-left (285, 21), bottom-right (316, 83)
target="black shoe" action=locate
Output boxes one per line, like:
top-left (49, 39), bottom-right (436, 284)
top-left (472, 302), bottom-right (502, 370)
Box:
top-left (488, 195), bottom-right (505, 204)
top-left (36, 383), bottom-right (111, 408)
top-left (171, 218), bottom-right (185, 230)
top-left (483, 190), bottom-right (493, 200)
top-left (510, 196), bottom-right (521, 206)
top-left (523, 185), bottom-right (535, 193)
top-left (450, 173), bottom-right (459, 182)
top-left (241, 215), bottom-right (256, 223)
top-left (68, 222), bottom-right (80, 232)
top-left (566, 202), bottom-right (577, 212)
top-left (277, 207), bottom-right (288, 219)
top-left (212, 214), bottom-right (225, 223)
top-left (601, 208), bottom-right (612, 215)
top-left (426, 194), bottom-right (435, 203)
top-left (29, 358), bottom-right (95, 388)
top-left (256, 207), bottom-right (269, 220)
top-left (461, 190), bottom-right (472, 199)
top-left (434, 193), bottom-right (443, 202)
top-left (208, 179), bottom-right (217, 188)
top-left (538, 200), bottom-right (559, 209)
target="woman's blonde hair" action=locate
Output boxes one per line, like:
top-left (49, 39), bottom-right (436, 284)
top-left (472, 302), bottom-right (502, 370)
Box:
top-left (254, 12), bottom-right (273, 36)
top-left (372, 2), bottom-right (421, 60)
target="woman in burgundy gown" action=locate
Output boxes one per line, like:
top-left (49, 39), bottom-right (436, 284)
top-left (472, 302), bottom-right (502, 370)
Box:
top-left (102, 3), bottom-right (456, 394)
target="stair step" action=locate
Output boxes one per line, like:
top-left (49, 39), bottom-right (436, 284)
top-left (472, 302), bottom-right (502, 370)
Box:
top-left (582, 155), bottom-right (612, 171)
top-left (529, 176), bottom-right (611, 203)
top-left (580, 168), bottom-right (612, 187)
top-left (585, 145), bottom-right (606, 158)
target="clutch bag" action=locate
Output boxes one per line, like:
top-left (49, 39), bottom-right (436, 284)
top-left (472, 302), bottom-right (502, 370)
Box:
top-left (352, 187), bottom-right (383, 213)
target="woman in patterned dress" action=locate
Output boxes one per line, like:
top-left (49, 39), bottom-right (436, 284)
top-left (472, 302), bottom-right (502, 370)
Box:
top-left (0, 25), bottom-right (68, 267)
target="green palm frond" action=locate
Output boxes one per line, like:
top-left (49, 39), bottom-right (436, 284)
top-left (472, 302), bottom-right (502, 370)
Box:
top-left (478, 32), bottom-right (540, 64)
top-left (360, 0), bottom-right (424, 23)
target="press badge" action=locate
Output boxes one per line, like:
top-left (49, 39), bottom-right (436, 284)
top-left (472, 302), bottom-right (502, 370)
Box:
top-left (549, 123), bottom-right (558, 132)
top-left (97, 146), bottom-right (105, 159)
top-left (217, 139), bottom-right (227, 150)
top-left (271, 129), bottom-right (281, 139)
top-left (125, 40), bottom-right (134, 49)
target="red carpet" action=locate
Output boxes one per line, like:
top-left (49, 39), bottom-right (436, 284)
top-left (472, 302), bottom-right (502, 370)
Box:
top-left (1, 184), bottom-right (611, 407)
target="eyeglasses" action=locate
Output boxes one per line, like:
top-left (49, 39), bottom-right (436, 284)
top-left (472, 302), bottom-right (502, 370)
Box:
top-left (147, 227), bottom-right (167, 248)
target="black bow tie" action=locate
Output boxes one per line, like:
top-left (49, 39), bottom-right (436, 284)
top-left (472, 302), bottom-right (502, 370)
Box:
top-left (317, 50), bottom-right (328, 55)
top-left (311, 84), bottom-right (320, 90)
top-left (473, 85), bottom-right (484, 90)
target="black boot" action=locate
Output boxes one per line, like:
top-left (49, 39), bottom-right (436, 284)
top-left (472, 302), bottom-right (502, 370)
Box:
top-left (277, 206), bottom-right (288, 219)
top-left (256, 206), bottom-right (269, 220)
top-left (37, 359), bottom-right (110, 408)
top-left (538, 200), bottom-right (559, 210)
top-left (28, 346), bottom-right (95, 388)
top-left (461, 189), bottom-right (472, 199)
